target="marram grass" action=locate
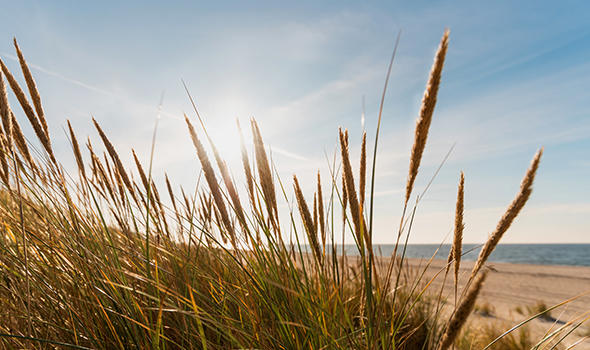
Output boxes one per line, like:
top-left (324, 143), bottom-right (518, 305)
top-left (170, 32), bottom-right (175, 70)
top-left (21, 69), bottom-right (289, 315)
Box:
top-left (0, 31), bottom-right (580, 350)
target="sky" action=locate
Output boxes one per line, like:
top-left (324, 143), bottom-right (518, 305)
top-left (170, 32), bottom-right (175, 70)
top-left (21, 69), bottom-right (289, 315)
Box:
top-left (0, 1), bottom-right (589, 244)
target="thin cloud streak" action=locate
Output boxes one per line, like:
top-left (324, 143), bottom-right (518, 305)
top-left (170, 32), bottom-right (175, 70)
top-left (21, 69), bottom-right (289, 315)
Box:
top-left (1, 52), bottom-right (115, 97)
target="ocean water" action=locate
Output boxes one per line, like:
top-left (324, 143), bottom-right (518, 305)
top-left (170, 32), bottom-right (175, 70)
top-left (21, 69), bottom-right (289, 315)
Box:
top-left (328, 244), bottom-right (590, 267)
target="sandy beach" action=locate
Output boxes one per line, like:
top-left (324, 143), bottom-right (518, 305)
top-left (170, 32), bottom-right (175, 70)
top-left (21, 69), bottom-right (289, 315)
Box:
top-left (405, 258), bottom-right (590, 348)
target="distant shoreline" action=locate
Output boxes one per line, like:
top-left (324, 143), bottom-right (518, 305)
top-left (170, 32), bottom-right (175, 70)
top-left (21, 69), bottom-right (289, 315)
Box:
top-left (300, 243), bottom-right (590, 267)
top-left (392, 243), bottom-right (590, 245)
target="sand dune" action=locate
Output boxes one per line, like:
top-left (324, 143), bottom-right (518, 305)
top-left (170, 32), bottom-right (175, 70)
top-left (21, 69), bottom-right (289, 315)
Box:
top-left (405, 258), bottom-right (590, 348)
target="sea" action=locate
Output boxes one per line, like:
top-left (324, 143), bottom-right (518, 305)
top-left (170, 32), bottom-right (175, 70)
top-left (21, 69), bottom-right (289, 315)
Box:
top-left (324, 244), bottom-right (590, 267)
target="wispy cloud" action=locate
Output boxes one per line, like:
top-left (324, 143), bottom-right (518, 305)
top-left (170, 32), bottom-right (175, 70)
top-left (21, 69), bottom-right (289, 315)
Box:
top-left (1, 52), bottom-right (115, 97)
top-left (271, 146), bottom-right (309, 161)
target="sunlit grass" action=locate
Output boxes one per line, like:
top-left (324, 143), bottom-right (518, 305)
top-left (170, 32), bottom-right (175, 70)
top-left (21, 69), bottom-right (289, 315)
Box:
top-left (0, 31), bottom-right (586, 349)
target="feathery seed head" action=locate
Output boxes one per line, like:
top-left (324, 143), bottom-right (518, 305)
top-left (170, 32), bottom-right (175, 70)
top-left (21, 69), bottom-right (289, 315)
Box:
top-left (0, 70), bottom-right (13, 148)
top-left (93, 118), bottom-right (136, 203)
top-left (438, 270), bottom-right (488, 350)
top-left (251, 118), bottom-right (279, 233)
top-left (237, 119), bottom-right (255, 201)
top-left (13, 39), bottom-right (48, 137)
top-left (317, 171), bottom-right (326, 250)
top-left (470, 149), bottom-right (543, 280)
top-left (452, 171), bottom-right (465, 299)
top-left (339, 128), bottom-right (364, 242)
top-left (0, 58), bottom-right (55, 163)
top-left (10, 112), bottom-right (34, 168)
top-left (359, 131), bottom-right (367, 208)
top-left (185, 114), bottom-right (235, 243)
top-left (67, 120), bottom-right (85, 179)
top-left (405, 29), bottom-right (449, 204)
top-left (293, 175), bottom-right (321, 263)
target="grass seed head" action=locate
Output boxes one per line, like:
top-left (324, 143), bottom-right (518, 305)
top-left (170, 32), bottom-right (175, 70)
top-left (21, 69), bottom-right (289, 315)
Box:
top-left (438, 271), bottom-right (488, 350)
top-left (359, 131), bottom-right (367, 208)
top-left (14, 39), bottom-right (49, 137)
top-left (0, 70), bottom-right (13, 148)
top-left (10, 112), bottom-right (34, 168)
top-left (339, 128), bottom-right (363, 242)
top-left (93, 118), bottom-right (137, 203)
top-left (452, 171), bottom-right (465, 295)
top-left (470, 148), bottom-right (543, 280)
top-left (67, 120), bottom-right (85, 179)
top-left (293, 174), bottom-right (321, 263)
top-left (251, 118), bottom-right (279, 234)
top-left (0, 58), bottom-right (54, 164)
top-left (405, 29), bottom-right (449, 204)
top-left (185, 114), bottom-right (235, 244)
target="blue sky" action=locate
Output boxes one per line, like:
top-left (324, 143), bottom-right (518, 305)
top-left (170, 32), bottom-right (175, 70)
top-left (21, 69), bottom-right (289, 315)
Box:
top-left (1, 1), bottom-right (589, 243)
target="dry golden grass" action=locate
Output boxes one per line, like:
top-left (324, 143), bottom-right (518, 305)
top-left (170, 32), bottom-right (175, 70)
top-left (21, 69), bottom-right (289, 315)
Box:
top-left (339, 128), bottom-right (364, 244)
top-left (184, 114), bottom-right (234, 244)
top-left (10, 111), bottom-right (34, 168)
top-left (452, 171), bottom-right (465, 300)
top-left (317, 171), bottom-right (326, 251)
top-left (0, 57), bottom-right (54, 164)
top-left (251, 118), bottom-right (279, 233)
top-left (439, 271), bottom-right (488, 350)
top-left (405, 29), bottom-right (449, 205)
top-left (0, 31), bottom-right (575, 350)
top-left (93, 118), bottom-right (137, 202)
top-left (293, 174), bottom-right (322, 263)
top-left (470, 148), bottom-right (543, 281)
top-left (0, 70), bottom-right (13, 148)
top-left (67, 120), bottom-right (85, 178)
top-left (13, 39), bottom-right (49, 138)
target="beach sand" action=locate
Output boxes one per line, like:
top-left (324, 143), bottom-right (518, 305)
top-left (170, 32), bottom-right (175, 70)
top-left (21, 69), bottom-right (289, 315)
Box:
top-left (404, 258), bottom-right (590, 349)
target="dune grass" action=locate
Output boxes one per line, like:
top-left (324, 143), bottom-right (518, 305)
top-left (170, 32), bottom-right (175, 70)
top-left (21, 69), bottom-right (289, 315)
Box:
top-left (515, 301), bottom-right (555, 323)
top-left (458, 322), bottom-right (536, 350)
top-left (0, 30), bottom-right (585, 349)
